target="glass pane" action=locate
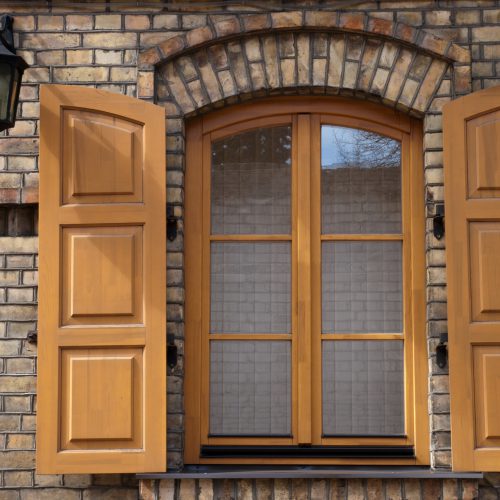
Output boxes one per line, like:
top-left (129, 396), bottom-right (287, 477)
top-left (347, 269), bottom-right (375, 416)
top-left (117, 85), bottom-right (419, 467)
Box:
top-left (211, 125), bottom-right (292, 235)
top-left (8, 69), bottom-right (19, 122)
top-left (210, 341), bottom-right (291, 435)
top-left (0, 63), bottom-right (11, 120)
top-left (211, 242), bottom-right (291, 333)
top-left (321, 126), bottom-right (401, 234)
top-left (322, 341), bottom-right (405, 435)
top-left (322, 241), bottom-right (403, 333)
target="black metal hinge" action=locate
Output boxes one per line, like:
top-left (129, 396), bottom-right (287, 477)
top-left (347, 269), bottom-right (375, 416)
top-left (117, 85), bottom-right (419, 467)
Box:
top-left (433, 203), bottom-right (445, 240)
top-left (167, 204), bottom-right (179, 242)
top-left (167, 333), bottom-right (178, 369)
top-left (436, 331), bottom-right (448, 369)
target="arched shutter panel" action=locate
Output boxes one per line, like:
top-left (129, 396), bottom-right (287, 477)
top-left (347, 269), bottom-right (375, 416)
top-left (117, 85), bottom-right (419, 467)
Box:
top-left (445, 86), bottom-right (500, 471)
top-left (37, 85), bottom-right (166, 473)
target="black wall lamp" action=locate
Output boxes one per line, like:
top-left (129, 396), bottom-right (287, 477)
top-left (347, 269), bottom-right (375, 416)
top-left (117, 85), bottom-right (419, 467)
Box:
top-left (0, 15), bottom-right (28, 132)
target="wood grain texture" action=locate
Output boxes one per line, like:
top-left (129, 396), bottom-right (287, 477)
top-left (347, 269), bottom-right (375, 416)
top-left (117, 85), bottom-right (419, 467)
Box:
top-left (37, 84), bottom-right (166, 474)
top-left (445, 86), bottom-right (500, 471)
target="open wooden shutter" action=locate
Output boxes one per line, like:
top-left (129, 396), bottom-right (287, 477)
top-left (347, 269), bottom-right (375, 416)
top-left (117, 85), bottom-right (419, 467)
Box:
top-left (37, 85), bottom-right (166, 473)
top-left (445, 86), bottom-right (500, 471)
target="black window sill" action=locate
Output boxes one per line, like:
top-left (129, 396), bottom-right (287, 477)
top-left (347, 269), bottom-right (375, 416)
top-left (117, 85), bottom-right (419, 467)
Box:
top-left (137, 466), bottom-right (483, 480)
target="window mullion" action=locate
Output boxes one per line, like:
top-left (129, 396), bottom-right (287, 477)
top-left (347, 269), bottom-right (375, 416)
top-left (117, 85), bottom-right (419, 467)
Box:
top-left (296, 114), bottom-right (313, 445)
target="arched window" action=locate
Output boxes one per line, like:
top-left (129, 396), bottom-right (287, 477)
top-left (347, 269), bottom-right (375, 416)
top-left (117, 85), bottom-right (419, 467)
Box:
top-left (185, 97), bottom-right (428, 465)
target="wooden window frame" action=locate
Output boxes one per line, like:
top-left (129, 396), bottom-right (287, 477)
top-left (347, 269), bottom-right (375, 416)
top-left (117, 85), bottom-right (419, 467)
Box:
top-left (185, 97), bottom-right (428, 465)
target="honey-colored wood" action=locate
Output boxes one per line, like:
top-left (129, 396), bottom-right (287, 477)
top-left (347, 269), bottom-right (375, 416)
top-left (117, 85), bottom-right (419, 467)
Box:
top-left (469, 223), bottom-right (500, 320)
top-left (311, 114), bottom-right (323, 446)
top-left (472, 346), bottom-right (500, 447)
top-left (467, 109), bottom-right (500, 198)
top-left (37, 85), bottom-right (166, 474)
top-left (62, 109), bottom-right (143, 204)
top-left (408, 119), bottom-right (429, 465)
top-left (445, 86), bottom-right (500, 471)
top-left (185, 97), bottom-right (427, 465)
top-left (297, 114), bottom-right (313, 445)
top-left (184, 118), bottom-right (203, 464)
top-left (61, 226), bottom-right (143, 325)
top-left (60, 348), bottom-right (142, 448)
top-left (320, 234), bottom-right (403, 241)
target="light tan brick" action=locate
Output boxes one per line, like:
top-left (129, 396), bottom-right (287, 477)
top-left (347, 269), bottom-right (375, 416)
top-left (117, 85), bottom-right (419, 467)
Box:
top-left (24, 67), bottom-right (50, 83)
top-left (63, 475), bottom-right (92, 488)
top-left (13, 16), bottom-right (35, 31)
top-left (38, 15), bottom-right (64, 31)
top-left (95, 49), bottom-right (122, 65)
top-left (425, 10), bottom-right (451, 25)
top-left (95, 14), bottom-right (121, 30)
top-left (0, 340), bottom-right (20, 355)
top-left (9, 121), bottom-right (37, 138)
top-left (21, 489), bottom-right (80, 500)
top-left (66, 15), bottom-right (93, 30)
top-left (110, 66), bottom-right (137, 81)
top-left (37, 50), bottom-right (64, 65)
top-left (138, 71), bottom-right (154, 98)
top-left (5, 358), bottom-right (34, 374)
top-left (7, 433), bottom-right (35, 449)
top-left (3, 470), bottom-right (32, 487)
top-left (0, 414), bottom-right (20, 431)
top-left (1, 375), bottom-right (37, 392)
top-left (34, 474), bottom-right (63, 487)
top-left (125, 14), bottom-right (150, 30)
top-left (83, 32), bottom-right (136, 49)
top-left (53, 66), bottom-right (109, 82)
top-left (66, 49), bottom-right (93, 65)
top-left (8, 288), bottom-right (34, 303)
top-left (21, 33), bottom-right (80, 50)
top-left (0, 173), bottom-right (22, 189)
top-left (21, 102), bottom-right (40, 119)
top-left (154, 14), bottom-right (179, 29)
top-left (0, 450), bottom-right (35, 469)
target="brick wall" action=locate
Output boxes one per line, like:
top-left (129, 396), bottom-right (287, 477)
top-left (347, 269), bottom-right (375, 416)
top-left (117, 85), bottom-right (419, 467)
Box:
top-left (0, 1), bottom-right (500, 498)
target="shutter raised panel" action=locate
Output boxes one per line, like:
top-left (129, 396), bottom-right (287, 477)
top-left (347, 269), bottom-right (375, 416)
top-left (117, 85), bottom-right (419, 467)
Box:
top-left (37, 85), bottom-right (166, 473)
top-left (444, 86), bottom-right (500, 471)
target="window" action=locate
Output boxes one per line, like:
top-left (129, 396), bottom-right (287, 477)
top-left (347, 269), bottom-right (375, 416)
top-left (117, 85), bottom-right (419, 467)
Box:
top-left (185, 98), bottom-right (428, 465)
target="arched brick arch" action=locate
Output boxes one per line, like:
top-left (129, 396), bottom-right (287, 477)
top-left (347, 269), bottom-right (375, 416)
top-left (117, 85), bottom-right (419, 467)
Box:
top-left (137, 10), bottom-right (471, 117)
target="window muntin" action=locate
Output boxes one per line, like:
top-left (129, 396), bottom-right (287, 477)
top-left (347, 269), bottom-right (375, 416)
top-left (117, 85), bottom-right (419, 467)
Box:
top-left (185, 99), bottom-right (427, 463)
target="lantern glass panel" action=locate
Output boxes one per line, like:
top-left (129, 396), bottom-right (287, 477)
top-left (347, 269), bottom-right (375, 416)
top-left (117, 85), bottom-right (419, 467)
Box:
top-left (0, 63), bottom-right (11, 121)
top-left (9, 67), bottom-right (19, 122)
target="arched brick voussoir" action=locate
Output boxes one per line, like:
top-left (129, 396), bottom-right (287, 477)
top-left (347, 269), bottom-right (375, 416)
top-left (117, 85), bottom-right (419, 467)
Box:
top-left (154, 30), bottom-right (457, 118)
top-left (138, 10), bottom-right (470, 69)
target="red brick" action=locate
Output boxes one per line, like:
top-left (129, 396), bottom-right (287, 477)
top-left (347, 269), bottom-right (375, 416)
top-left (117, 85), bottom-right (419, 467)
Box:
top-left (368, 17), bottom-right (394, 36)
top-left (138, 47), bottom-right (161, 67)
top-left (186, 26), bottom-right (214, 47)
top-left (339, 12), bottom-right (365, 31)
top-left (242, 13), bottom-right (271, 32)
top-left (0, 188), bottom-right (19, 204)
top-left (271, 11), bottom-right (302, 29)
top-left (214, 17), bottom-right (241, 38)
top-left (159, 35), bottom-right (187, 60)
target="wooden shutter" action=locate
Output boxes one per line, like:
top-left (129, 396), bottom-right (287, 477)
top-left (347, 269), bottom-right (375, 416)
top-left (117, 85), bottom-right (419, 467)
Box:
top-left (37, 85), bottom-right (166, 473)
top-left (445, 86), bottom-right (500, 471)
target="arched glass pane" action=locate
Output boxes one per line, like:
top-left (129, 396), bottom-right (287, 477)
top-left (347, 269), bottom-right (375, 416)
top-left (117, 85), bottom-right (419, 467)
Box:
top-left (321, 126), bottom-right (401, 234)
top-left (211, 125), bottom-right (292, 235)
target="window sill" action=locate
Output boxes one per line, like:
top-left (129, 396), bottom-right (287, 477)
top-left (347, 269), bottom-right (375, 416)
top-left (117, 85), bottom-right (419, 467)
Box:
top-left (137, 466), bottom-right (483, 480)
